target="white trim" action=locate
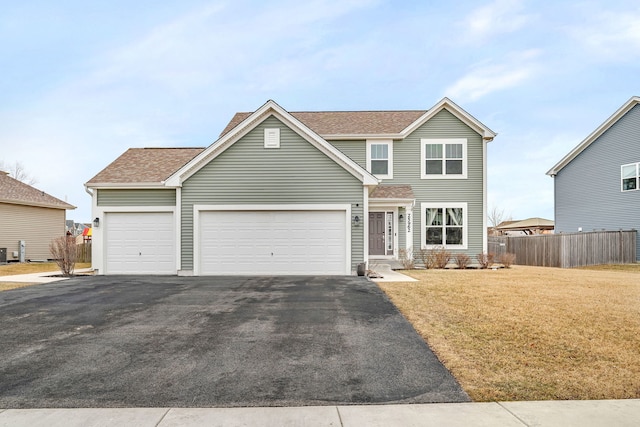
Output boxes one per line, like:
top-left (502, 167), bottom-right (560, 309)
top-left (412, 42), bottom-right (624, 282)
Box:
top-left (482, 138), bottom-right (488, 253)
top-left (165, 100), bottom-right (378, 187)
top-left (95, 207), bottom-right (177, 275)
top-left (366, 139), bottom-right (393, 179)
top-left (192, 204), bottom-right (351, 276)
top-left (86, 183), bottom-right (170, 189)
top-left (402, 97), bottom-right (496, 140)
top-left (547, 96), bottom-right (640, 176)
top-left (363, 186), bottom-right (369, 269)
top-left (405, 205), bottom-right (413, 255)
top-left (175, 187), bottom-right (182, 272)
top-left (420, 138), bottom-right (468, 179)
top-left (420, 202), bottom-right (468, 250)
top-left (621, 162), bottom-right (640, 192)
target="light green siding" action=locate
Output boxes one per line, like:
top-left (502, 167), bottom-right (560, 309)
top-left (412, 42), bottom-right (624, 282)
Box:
top-left (97, 189), bottom-right (176, 206)
top-left (330, 140), bottom-right (366, 168)
top-left (389, 109), bottom-right (485, 258)
top-left (181, 116), bottom-right (365, 272)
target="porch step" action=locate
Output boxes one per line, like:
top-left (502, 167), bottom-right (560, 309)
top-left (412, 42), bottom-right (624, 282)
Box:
top-left (369, 260), bottom-right (404, 271)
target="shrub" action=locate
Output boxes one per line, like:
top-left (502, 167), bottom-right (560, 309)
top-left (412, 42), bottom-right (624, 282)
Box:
top-left (431, 246), bottom-right (451, 269)
top-left (454, 253), bottom-right (471, 269)
top-left (418, 248), bottom-right (435, 269)
top-left (476, 252), bottom-right (496, 269)
top-left (498, 252), bottom-right (516, 268)
top-left (399, 248), bottom-right (415, 269)
top-left (49, 235), bottom-right (77, 276)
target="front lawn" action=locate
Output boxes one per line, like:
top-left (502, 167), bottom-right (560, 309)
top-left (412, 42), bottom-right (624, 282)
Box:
top-left (0, 262), bottom-right (91, 292)
top-left (378, 265), bottom-right (640, 401)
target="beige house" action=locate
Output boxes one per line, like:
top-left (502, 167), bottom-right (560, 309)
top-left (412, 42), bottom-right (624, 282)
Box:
top-left (0, 171), bottom-right (75, 262)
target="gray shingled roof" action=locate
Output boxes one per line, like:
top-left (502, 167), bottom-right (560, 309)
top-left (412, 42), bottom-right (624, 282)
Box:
top-left (0, 172), bottom-right (75, 209)
top-left (86, 147), bottom-right (205, 185)
top-left (221, 110), bottom-right (427, 137)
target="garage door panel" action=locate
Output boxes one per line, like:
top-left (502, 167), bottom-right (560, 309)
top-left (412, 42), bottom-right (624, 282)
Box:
top-left (106, 212), bottom-right (175, 274)
top-left (199, 210), bottom-right (347, 275)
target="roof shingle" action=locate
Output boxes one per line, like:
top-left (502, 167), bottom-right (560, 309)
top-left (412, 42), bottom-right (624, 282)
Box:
top-left (0, 172), bottom-right (75, 209)
top-left (369, 185), bottom-right (415, 200)
top-left (86, 147), bottom-right (205, 184)
top-left (220, 110), bottom-right (427, 137)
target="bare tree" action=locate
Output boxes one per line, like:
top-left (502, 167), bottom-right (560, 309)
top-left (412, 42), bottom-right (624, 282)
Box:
top-left (488, 206), bottom-right (512, 236)
top-left (49, 236), bottom-right (77, 276)
top-left (0, 161), bottom-right (38, 185)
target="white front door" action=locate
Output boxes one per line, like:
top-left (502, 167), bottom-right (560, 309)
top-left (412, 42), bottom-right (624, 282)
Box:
top-left (198, 209), bottom-right (348, 275)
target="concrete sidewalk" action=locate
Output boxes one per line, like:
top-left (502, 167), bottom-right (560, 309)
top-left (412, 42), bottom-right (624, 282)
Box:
top-left (1, 400), bottom-right (639, 426)
top-left (0, 268), bottom-right (93, 284)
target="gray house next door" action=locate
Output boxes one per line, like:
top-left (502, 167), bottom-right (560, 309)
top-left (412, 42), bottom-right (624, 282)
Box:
top-left (369, 212), bottom-right (385, 255)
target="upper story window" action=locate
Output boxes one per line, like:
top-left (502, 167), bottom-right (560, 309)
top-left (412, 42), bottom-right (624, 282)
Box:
top-left (421, 138), bottom-right (467, 179)
top-left (366, 139), bottom-right (393, 179)
top-left (622, 162), bottom-right (639, 191)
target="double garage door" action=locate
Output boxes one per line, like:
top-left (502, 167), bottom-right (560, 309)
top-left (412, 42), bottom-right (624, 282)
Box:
top-left (104, 209), bottom-right (349, 275)
top-left (198, 209), bottom-right (349, 275)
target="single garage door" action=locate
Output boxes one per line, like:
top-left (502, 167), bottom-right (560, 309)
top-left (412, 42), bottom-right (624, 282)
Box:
top-left (199, 210), bottom-right (348, 275)
top-left (105, 212), bottom-right (175, 274)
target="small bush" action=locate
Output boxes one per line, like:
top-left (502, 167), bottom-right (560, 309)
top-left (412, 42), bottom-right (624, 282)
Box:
top-left (431, 246), bottom-right (451, 269)
top-left (418, 248), bottom-right (435, 269)
top-left (498, 252), bottom-right (516, 268)
top-left (476, 252), bottom-right (495, 269)
top-left (399, 248), bottom-right (415, 269)
top-left (454, 253), bottom-right (471, 269)
top-left (49, 235), bottom-right (77, 276)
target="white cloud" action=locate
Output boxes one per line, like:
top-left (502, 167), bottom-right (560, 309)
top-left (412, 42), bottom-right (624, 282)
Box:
top-left (460, 0), bottom-right (534, 43)
top-left (445, 50), bottom-right (541, 102)
top-left (569, 8), bottom-right (640, 60)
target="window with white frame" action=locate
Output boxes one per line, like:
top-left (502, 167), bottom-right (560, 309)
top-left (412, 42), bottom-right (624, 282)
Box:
top-left (366, 140), bottom-right (393, 179)
top-left (421, 138), bottom-right (467, 179)
top-left (421, 202), bottom-right (467, 249)
top-left (622, 162), bottom-right (639, 191)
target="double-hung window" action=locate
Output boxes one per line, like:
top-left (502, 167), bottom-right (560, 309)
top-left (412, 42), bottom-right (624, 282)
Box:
top-left (421, 202), bottom-right (467, 249)
top-left (366, 140), bottom-right (393, 179)
top-left (421, 138), bottom-right (467, 179)
top-left (621, 162), bottom-right (639, 191)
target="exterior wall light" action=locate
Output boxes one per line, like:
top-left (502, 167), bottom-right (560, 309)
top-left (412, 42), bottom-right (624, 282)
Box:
top-left (93, 217), bottom-right (100, 228)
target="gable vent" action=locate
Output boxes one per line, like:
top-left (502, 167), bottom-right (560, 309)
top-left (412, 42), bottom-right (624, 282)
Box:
top-left (264, 128), bottom-right (280, 148)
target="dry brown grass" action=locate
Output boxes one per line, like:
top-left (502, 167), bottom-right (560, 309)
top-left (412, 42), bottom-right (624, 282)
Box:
top-left (0, 282), bottom-right (37, 291)
top-left (379, 265), bottom-right (640, 402)
top-left (0, 262), bottom-right (90, 276)
top-left (0, 263), bottom-right (92, 292)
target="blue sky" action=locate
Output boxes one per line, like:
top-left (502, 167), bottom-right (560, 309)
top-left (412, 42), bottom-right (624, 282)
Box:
top-left (1, 0), bottom-right (639, 222)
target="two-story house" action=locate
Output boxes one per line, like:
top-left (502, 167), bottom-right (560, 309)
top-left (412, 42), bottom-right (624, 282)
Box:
top-left (85, 98), bottom-right (495, 275)
top-left (547, 96), bottom-right (640, 261)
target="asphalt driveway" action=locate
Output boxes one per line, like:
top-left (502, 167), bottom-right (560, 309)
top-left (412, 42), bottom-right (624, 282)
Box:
top-left (0, 276), bottom-right (468, 408)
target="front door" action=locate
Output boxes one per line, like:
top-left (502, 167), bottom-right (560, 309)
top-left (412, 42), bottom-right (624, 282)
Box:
top-left (369, 212), bottom-right (385, 255)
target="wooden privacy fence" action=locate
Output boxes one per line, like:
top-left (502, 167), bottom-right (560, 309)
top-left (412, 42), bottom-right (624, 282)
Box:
top-left (488, 230), bottom-right (637, 268)
top-left (76, 242), bottom-right (92, 263)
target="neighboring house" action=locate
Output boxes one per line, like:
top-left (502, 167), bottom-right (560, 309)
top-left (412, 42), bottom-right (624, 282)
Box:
top-left (85, 98), bottom-right (496, 275)
top-left (547, 96), bottom-right (640, 261)
top-left (0, 171), bottom-right (75, 262)
top-left (495, 217), bottom-right (554, 236)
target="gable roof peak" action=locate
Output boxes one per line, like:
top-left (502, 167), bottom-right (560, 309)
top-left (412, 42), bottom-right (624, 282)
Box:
top-left (547, 96), bottom-right (640, 176)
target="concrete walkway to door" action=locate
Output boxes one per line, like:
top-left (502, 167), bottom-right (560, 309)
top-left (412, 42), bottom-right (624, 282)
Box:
top-left (0, 275), bottom-right (467, 408)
